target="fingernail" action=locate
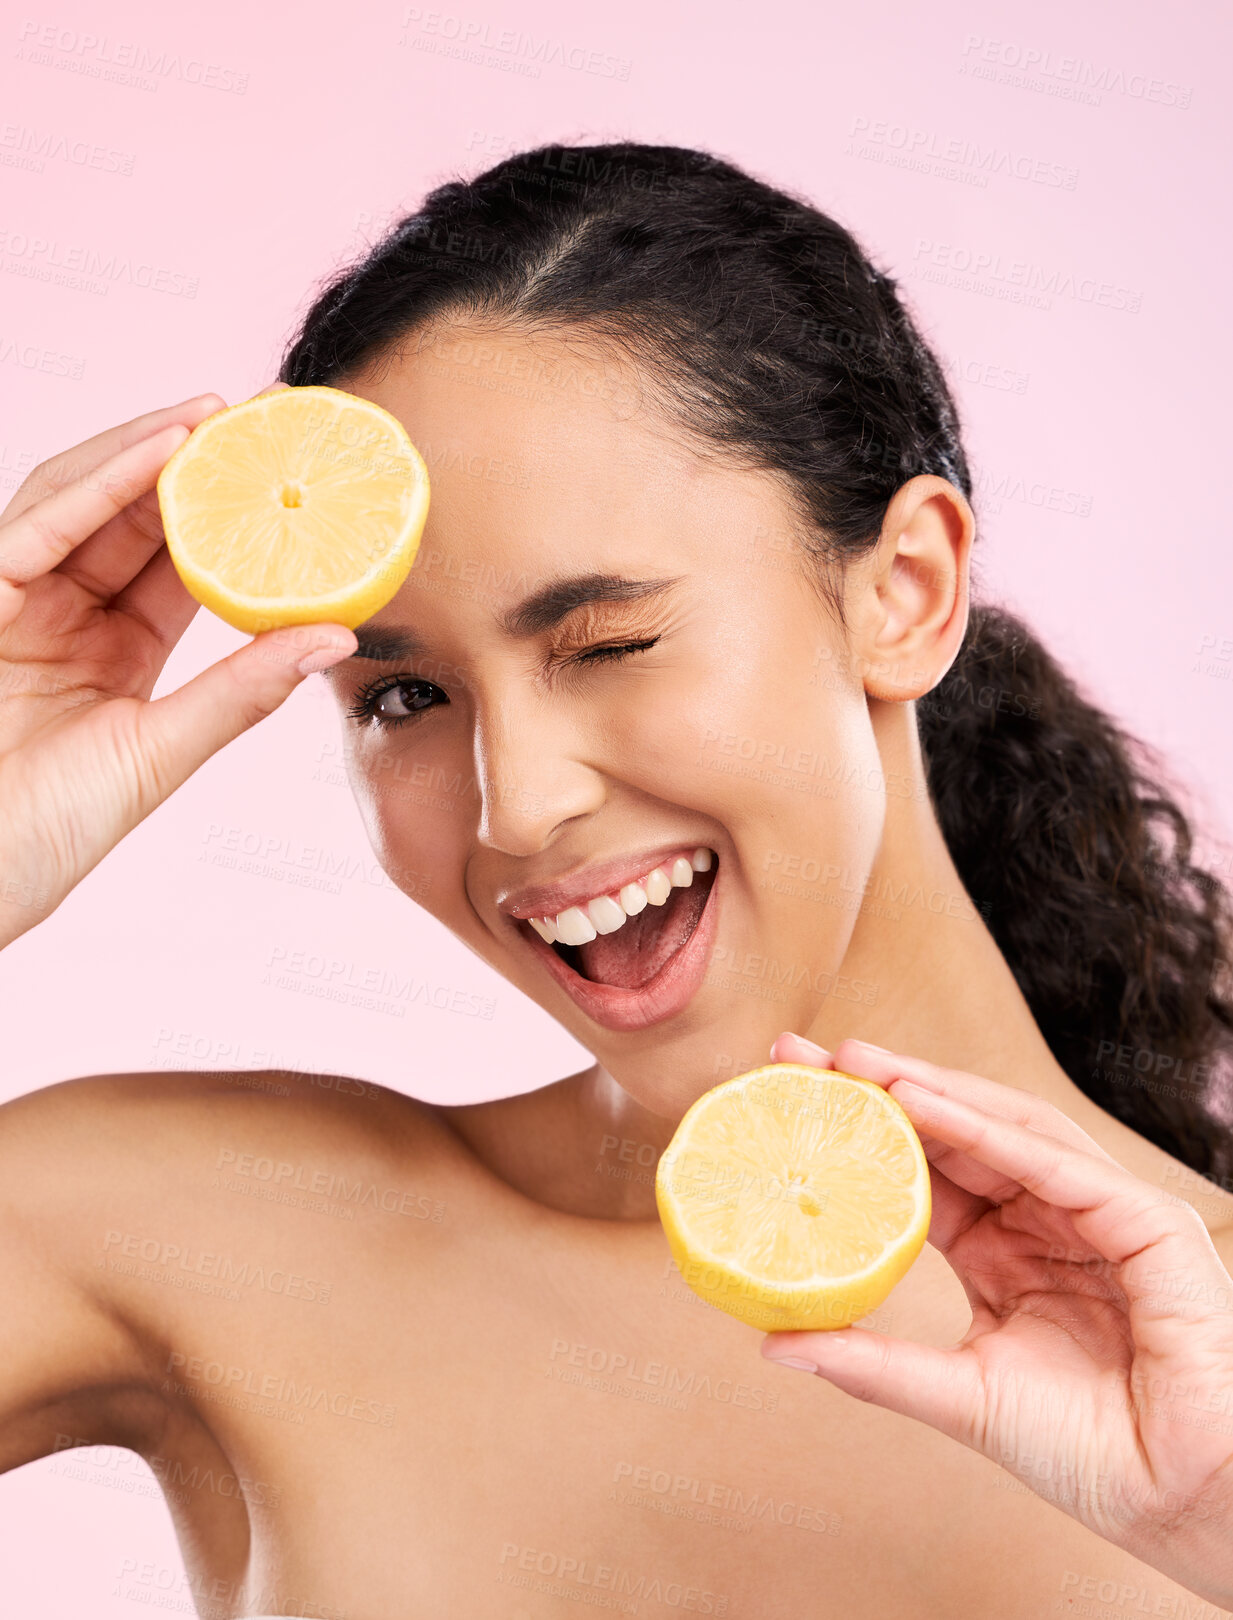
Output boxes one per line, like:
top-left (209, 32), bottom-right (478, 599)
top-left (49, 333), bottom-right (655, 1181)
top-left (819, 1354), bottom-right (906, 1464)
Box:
top-left (853, 1040), bottom-right (892, 1054)
top-left (297, 643), bottom-right (354, 676)
top-left (764, 1356), bottom-right (818, 1373)
top-left (775, 1032), bottom-right (831, 1059)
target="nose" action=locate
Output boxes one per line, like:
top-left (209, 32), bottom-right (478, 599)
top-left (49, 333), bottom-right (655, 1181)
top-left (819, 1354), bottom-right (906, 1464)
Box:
top-left (472, 703), bottom-right (606, 857)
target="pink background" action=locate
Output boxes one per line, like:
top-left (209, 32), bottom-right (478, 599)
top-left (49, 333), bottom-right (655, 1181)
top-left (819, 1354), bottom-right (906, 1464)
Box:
top-left (1, 0), bottom-right (1230, 1609)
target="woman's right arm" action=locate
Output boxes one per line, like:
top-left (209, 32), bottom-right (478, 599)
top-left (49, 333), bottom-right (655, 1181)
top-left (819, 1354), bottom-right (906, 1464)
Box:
top-left (0, 391), bottom-right (357, 1461)
top-left (0, 1075), bottom-right (175, 1472)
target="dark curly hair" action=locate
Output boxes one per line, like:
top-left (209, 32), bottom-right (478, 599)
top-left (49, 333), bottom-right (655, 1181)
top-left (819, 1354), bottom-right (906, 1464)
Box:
top-left (279, 140), bottom-right (1233, 1186)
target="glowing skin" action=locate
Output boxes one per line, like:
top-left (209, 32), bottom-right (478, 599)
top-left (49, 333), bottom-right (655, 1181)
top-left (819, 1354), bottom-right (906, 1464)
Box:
top-left (4, 334), bottom-right (1232, 1620)
top-left (322, 321), bottom-right (1063, 1217)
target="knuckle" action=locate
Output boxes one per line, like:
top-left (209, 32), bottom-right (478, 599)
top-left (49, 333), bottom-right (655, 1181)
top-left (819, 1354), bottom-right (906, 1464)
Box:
top-left (109, 700), bottom-right (171, 796)
top-left (222, 649), bottom-right (283, 730)
top-left (124, 735), bottom-right (172, 811)
top-left (1171, 1200), bottom-right (1212, 1243)
top-left (23, 457), bottom-right (57, 494)
top-left (24, 504), bottom-right (70, 557)
top-left (94, 461), bottom-right (141, 510)
top-left (1016, 1092), bottom-right (1061, 1130)
top-left (848, 1333), bottom-right (890, 1402)
top-left (1035, 1141), bottom-right (1068, 1186)
top-left (834, 1036), bottom-right (881, 1067)
top-left (125, 490), bottom-right (165, 544)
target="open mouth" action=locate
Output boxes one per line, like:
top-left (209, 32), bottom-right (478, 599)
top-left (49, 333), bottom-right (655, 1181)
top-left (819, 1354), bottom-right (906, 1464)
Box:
top-left (511, 850), bottom-right (721, 1033)
top-left (550, 860), bottom-right (717, 987)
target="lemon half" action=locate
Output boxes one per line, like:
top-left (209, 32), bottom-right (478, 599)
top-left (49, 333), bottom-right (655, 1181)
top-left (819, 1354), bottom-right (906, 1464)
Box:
top-left (655, 1063), bottom-right (931, 1332)
top-left (157, 385), bottom-right (430, 634)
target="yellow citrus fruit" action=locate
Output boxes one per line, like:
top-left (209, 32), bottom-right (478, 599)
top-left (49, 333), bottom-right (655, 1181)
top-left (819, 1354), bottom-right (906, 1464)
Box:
top-left (156, 385), bottom-right (430, 634)
top-left (655, 1063), bottom-right (931, 1332)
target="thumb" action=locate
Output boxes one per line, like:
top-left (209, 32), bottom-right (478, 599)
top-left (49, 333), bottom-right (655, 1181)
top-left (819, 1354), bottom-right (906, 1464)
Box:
top-left (761, 1328), bottom-right (984, 1448)
top-left (135, 622), bottom-right (357, 796)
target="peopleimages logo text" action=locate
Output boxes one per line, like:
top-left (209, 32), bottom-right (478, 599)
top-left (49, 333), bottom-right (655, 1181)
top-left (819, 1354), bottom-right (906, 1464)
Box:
top-left (913, 240), bottom-right (1142, 313)
top-left (959, 34), bottom-right (1192, 108)
top-left (15, 22), bottom-right (249, 92)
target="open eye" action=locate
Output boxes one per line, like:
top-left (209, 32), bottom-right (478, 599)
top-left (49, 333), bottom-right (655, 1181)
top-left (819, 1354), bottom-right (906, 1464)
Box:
top-left (344, 674), bottom-right (448, 730)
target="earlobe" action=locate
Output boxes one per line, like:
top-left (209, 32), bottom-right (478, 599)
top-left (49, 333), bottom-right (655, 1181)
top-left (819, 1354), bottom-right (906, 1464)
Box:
top-left (861, 476), bottom-right (972, 702)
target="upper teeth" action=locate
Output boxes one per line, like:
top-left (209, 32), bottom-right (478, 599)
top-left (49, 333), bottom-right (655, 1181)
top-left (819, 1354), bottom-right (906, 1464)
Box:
top-left (528, 848), bottom-right (713, 947)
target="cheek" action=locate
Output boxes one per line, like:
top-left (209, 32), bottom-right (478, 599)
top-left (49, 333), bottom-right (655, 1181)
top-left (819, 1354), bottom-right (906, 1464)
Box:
top-left (602, 644), bottom-right (885, 947)
top-left (346, 743), bottom-right (474, 923)
top-left (598, 628), bottom-right (875, 829)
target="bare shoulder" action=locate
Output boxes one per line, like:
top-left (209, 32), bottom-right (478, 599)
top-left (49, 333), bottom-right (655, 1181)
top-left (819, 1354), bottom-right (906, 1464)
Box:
top-left (0, 1066), bottom-right (468, 1471)
top-left (1, 1063), bottom-right (460, 1199)
top-left (0, 1064), bottom-right (467, 1303)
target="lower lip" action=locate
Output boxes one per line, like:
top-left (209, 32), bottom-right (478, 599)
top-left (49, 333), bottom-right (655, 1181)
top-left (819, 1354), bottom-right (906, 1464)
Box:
top-left (514, 869), bottom-right (721, 1033)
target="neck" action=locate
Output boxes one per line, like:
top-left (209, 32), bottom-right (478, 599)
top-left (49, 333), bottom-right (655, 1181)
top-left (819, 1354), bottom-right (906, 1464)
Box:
top-left (809, 695), bottom-right (1072, 1103)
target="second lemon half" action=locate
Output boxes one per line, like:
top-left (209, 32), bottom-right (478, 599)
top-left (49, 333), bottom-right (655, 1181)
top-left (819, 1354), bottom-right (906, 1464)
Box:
top-left (656, 1063), bottom-right (931, 1332)
top-left (157, 385), bottom-right (431, 634)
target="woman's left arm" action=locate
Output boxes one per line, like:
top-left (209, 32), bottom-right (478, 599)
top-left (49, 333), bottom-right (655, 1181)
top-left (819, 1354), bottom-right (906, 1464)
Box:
top-left (761, 1032), bottom-right (1233, 1609)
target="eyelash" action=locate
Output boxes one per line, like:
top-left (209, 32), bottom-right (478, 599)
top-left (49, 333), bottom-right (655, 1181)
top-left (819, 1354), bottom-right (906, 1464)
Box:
top-left (343, 637), bottom-right (662, 730)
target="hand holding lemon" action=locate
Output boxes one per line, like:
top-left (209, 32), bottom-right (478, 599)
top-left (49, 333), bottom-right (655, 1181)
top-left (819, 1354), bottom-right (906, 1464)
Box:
top-left (728, 1032), bottom-right (1233, 1608)
top-left (0, 384), bottom-right (427, 950)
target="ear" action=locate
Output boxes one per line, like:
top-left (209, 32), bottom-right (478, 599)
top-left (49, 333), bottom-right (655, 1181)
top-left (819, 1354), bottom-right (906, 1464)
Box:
top-left (851, 475), bottom-right (974, 702)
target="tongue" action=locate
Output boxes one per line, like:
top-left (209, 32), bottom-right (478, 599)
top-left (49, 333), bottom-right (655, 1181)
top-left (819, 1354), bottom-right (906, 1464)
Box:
top-left (575, 877), bottom-right (710, 989)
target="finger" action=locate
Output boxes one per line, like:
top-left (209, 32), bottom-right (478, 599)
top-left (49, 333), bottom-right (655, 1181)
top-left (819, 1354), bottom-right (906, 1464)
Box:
top-left (770, 1029), bottom-right (1108, 1207)
top-left (829, 1038), bottom-right (1119, 1164)
top-left (771, 1031), bottom-right (833, 1065)
top-left (890, 1080), bottom-right (1132, 1213)
top-left (56, 386), bottom-right (289, 605)
top-left (52, 484), bottom-right (170, 603)
top-left (888, 1079), bottom-right (1233, 1322)
top-left (109, 542), bottom-right (202, 655)
top-left (2, 394), bottom-right (225, 524)
top-left (131, 621), bottom-right (359, 802)
top-left (920, 1160), bottom-right (995, 1253)
top-left (910, 1115), bottom-right (1062, 1209)
top-left (761, 1326), bottom-right (986, 1451)
top-left (0, 426), bottom-right (189, 629)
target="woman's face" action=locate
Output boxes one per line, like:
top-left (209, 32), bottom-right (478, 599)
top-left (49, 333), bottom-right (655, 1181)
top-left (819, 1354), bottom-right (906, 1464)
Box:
top-left (321, 322), bottom-right (897, 1115)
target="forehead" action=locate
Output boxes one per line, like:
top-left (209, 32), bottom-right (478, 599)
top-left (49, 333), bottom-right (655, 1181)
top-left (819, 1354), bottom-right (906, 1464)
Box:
top-left (341, 323), bottom-right (787, 587)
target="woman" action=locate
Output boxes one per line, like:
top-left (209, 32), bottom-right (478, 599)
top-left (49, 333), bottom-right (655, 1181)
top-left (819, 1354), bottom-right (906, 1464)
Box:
top-left (2, 141), bottom-right (1232, 1617)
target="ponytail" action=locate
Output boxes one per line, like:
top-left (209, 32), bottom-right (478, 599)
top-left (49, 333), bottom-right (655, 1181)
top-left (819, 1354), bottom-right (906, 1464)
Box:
top-left (920, 603), bottom-right (1233, 1182)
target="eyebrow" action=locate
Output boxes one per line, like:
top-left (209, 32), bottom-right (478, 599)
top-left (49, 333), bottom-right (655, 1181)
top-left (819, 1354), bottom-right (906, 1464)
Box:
top-left (347, 625), bottom-right (428, 662)
top-left (499, 572), bottom-right (683, 637)
top-left (346, 573), bottom-right (682, 662)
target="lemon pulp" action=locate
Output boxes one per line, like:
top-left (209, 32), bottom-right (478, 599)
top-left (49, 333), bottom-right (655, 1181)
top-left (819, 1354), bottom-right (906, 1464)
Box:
top-left (655, 1063), bottom-right (931, 1332)
top-left (156, 385), bottom-right (430, 634)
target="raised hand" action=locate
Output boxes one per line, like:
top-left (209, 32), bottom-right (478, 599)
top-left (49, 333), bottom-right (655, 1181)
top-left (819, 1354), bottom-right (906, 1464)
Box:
top-left (0, 389), bottom-right (357, 948)
top-left (760, 1031), bottom-right (1233, 1608)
